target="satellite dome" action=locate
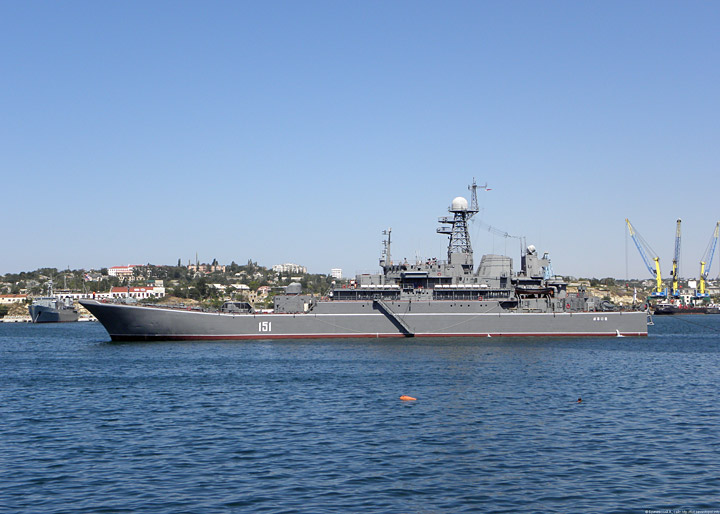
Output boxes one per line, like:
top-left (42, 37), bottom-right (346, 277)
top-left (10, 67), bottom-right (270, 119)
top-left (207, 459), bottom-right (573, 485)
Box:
top-left (451, 196), bottom-right (468, 211)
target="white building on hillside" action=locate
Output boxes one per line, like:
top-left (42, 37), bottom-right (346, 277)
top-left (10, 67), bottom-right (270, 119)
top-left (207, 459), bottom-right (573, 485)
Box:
top-left (0, 294), bottom-right (27, 304)
top-left (110, 286), bottom-right (165, 299)
top-left (272, 263), bottom-right (307, 274)
top-left (108, 265), bottom-right (140, 279)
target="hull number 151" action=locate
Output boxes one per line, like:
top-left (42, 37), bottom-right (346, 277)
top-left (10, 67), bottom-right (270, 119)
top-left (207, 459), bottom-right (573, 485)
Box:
top-left (258, 321), bottom-right (272, 332)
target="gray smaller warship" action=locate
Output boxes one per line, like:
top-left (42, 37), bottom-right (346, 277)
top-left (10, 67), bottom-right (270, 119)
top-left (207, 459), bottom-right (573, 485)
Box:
top-left (29, 281), bottom-right (79, 323)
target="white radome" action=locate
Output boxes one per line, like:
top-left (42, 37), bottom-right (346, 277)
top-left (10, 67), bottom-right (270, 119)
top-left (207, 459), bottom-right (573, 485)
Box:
top-left (451, 196), bottom-right (468, 211)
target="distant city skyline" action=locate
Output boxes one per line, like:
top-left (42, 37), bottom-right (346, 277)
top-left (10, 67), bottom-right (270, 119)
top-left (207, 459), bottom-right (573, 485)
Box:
top-left (2, 2), bottom-right (718, 280)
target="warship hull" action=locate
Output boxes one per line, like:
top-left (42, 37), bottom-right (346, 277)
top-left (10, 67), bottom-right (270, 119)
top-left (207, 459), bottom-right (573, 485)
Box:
top-left (81, 300), bottom-right (647, 341)
top-left (653, 305), bottom-right (720, 315)
top-left (29, 304), bottom-right (80, 323)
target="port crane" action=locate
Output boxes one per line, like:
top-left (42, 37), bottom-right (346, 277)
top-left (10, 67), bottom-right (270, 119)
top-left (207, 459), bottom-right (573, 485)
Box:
top-left (626, 219), bottom-right (666, 298)
top-left (671, 219), bottom-right (681, 297)
top-left (697, 221), bottom-right (720, 299)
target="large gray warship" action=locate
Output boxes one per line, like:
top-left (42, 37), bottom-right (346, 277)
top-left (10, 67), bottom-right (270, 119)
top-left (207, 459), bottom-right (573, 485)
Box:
top-left (82, 183), bottom-right (649, 340)
top-left (29, 281), bottom-right (79, 323)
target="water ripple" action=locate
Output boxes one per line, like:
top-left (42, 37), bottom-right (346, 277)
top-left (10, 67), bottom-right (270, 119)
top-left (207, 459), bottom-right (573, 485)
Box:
top-left (1, 318), bottom-right (720, 513)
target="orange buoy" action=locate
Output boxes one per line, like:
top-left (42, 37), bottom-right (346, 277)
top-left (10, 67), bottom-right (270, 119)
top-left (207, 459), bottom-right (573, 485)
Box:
top-left (399, 395), bottom-right (417, 401)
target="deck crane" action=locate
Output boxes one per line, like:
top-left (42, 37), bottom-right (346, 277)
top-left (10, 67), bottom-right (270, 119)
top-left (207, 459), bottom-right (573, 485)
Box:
top-left (697, 221), bottom-right (720, 299)
top-left (671, 219), bottom-right (681, 297)
top-left (626, 219), bottom-right (667, 298)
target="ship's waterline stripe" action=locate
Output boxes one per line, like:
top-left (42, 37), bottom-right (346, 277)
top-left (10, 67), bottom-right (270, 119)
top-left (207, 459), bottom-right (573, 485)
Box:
top-left (110, 331), bottom-right (647, 340)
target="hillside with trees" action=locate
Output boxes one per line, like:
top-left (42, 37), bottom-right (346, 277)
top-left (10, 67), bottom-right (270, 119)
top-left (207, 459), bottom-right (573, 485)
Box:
top-left (0, 260), bottom-right (339, 308)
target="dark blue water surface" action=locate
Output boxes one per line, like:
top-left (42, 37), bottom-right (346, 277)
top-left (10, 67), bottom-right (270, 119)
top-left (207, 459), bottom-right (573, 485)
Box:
top-left (2, 317), bottom-right (720, 514)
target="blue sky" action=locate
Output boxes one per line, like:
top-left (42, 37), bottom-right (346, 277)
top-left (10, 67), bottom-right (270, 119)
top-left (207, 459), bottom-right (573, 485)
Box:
top-left (2, 1), bottom-right (718, 280)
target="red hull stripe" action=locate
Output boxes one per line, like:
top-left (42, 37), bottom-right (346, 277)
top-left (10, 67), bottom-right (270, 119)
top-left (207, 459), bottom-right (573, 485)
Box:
top-left (110, 332), bottom-right (648, 341)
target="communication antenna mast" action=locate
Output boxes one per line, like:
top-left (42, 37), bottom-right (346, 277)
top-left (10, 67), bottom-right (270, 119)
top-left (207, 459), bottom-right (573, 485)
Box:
top-left (379, 228), bottom-right (392, 268)
top-left (476, 220), bottom-right (524, 257)
top-left (467, 177), bottom-right (487, 221)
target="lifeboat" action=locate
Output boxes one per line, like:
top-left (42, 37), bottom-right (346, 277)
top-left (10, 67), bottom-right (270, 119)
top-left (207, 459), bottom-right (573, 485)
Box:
top-left (514, 286), bottom-right (554, 297)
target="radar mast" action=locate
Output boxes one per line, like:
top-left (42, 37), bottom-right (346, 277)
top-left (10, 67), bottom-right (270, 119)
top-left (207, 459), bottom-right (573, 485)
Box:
top-left (437, 179), bottom-right (487, 272)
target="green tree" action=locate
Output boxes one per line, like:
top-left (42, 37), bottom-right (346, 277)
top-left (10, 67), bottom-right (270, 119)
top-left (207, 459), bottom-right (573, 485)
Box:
top-left (190, 277), bottom-right (209, 300)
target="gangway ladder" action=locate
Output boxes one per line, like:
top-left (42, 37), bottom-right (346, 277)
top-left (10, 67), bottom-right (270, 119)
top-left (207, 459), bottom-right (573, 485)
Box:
top-left (373, 298), bottom-right (415, 337)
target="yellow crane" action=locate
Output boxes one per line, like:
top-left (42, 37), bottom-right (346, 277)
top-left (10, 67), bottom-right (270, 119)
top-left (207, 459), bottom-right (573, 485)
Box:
top-left (671, 219), bottom-right (681, 297)
top-left (626, 219), bottom-right (666, 298)
top-left (698, 221), bottom-right (720, 298)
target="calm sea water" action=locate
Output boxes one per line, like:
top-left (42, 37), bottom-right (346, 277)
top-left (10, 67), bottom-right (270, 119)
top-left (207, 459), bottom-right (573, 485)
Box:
top-left (1, 317), bottom-right (720, 514)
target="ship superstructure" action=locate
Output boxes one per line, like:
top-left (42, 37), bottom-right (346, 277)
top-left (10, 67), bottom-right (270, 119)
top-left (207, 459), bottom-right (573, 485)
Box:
top-left (334, 191), bottom-right (567, 312)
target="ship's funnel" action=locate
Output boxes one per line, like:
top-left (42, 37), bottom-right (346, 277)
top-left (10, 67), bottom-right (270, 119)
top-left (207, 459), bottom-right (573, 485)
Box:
top-left (286, 282), bottom-right (302, 295)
